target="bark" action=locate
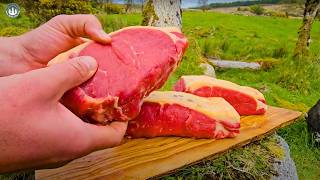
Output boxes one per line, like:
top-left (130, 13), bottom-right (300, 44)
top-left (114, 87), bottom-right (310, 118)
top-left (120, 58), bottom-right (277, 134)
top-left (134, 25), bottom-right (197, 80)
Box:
top-left (142, 0), bottom-right (182, 29)
top-left (209, 59), bottom-right (261, 70)
top-left (294, 0), bottom-right (320, 57)
top-left (125, 0), bottom-right (133, 13)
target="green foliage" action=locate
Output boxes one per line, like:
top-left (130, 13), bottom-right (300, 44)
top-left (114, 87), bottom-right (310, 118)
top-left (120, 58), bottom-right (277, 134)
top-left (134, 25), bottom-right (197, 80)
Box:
top-left (272, 44), bottom-right (288, 58)
top-left (17, 0), bottom-right (95, 24)
top-left (249, 5), bottom-right (266, 15)
top-left (161, 135), bottom-right (281, 179)
top-left (272, 94), bottom-right (309, 112)
top-left (267, 11), bottom-right (289, 18)
top-left (0, 26), bottom-right (28, 36)
top-left (97, 13), bottom-right (141, 33)
top-left (197, 0), bottom-right (280, 9)
top-left (0, 3), bottom-right (34, 36)
top-left (276, 57), bottom-right (320, 94)
top-left (0, 171), bottom-right (34, 180)
top-left (101, 3), bottom-right (123, 14)
top-left (237, 6), bottom-right (249, 11)
top-left (280, 0), bottom-right (305, 4)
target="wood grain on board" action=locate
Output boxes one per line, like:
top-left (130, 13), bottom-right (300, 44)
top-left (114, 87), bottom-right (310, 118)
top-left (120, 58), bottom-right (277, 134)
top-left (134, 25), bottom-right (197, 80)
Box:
top-left (36, 106), bottom-right (301, 180)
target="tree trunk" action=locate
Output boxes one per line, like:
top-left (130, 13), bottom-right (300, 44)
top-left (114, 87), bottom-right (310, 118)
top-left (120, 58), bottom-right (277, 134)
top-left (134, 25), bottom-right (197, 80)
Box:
top-left (142, 0), bottom-right (182, 29)
top-left (294, 0), bottom-right (320, 57)
top-left (125, 0), bottom-right (133, 13)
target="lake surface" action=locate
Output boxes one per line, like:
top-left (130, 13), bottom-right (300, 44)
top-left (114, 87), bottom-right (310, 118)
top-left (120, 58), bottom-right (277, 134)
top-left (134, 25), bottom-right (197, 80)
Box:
top-left (112, 0), bottom-right (249, 8)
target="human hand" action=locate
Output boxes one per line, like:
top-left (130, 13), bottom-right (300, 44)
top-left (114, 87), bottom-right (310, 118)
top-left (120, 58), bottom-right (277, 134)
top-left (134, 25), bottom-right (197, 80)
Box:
top-left (0, 14), bottom-right (111, 76)
top-left (0, 56), bottom-right (127, 173)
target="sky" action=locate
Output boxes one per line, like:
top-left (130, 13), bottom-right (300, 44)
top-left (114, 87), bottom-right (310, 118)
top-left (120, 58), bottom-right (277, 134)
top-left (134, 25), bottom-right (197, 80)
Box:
top-left (112, 0), bottom-right (246, 8)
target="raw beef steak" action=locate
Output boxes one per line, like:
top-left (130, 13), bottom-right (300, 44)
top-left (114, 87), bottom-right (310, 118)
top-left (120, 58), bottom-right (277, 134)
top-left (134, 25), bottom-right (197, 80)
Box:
top-left (51, 26), bottom-right (188, 123)
top-left (127, 91), bottom-right (240, 139)
top-left (174, 75), bottom-right (267, 115)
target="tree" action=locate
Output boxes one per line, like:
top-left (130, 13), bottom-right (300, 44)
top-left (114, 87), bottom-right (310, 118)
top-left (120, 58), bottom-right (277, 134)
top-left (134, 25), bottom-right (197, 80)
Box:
top-left (140, 0), bottom-right (144, 12)
top-left (294, 0), bottom-right (320, 57)
top-left (142, 0), bottom-right (182, 29)
top-left (198, 0), bottom-right (209, 11)
top-left (125, 0), bottom-right (133, 13)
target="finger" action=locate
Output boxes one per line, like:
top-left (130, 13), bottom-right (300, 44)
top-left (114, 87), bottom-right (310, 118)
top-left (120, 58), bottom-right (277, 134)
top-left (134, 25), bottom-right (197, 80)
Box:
top-left (23, 56), bottom-right (97, 100)
top-left (85, 121), bottom-right (128, 151)
top-left (49, 14), bottom-right (111, 44)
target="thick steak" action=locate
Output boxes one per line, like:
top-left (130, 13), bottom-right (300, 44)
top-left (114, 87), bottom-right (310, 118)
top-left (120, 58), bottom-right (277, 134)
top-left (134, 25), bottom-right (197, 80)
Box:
top-left (51, 26), bottom-right (188, 123)
top-left (127, 91), bottom-right (240, 139)
top-left (174, 75), bottom-right (267, 115)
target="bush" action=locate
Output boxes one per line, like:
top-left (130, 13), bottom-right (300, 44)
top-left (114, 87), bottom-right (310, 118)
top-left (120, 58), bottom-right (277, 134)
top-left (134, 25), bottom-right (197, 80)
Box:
top-left (277, 57), bottom-right (320, 93)
top-left (249, 5), bottom-right (265, 15)
top-left (273, 45), bottom-right (288, 58)
top-left (101, 4), bottom-right (123, 14)
top-left (17, 0), bottom-right (95, 24)
top-left (98, 15), bottom-right (129, 32)
top-left (201, 39), bottom-right (223, 58)
top-left (0, 26), bottom-right (29, 36)
top-left (237, 6), bottom-right (249, 11)
top-left (202, 39), bottom-right (214, 57)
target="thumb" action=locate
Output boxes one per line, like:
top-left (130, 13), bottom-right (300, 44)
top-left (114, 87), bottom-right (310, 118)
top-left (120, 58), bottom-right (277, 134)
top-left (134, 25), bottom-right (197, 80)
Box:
top-left (85, 121), bottom-right (128, 151)
top-left (28, 56), bottom-right (98, 100)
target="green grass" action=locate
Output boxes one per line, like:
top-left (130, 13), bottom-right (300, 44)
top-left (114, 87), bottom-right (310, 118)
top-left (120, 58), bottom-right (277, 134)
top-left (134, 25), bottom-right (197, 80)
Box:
top-left (1, 4), bottom-right (320, 179)
top-left (160, 135), bottom-right (283, 180)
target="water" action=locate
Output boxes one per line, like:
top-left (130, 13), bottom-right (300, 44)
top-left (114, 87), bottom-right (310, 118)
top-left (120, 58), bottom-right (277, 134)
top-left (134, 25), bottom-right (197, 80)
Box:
top-left (112, 0), bottom-right (248, 8)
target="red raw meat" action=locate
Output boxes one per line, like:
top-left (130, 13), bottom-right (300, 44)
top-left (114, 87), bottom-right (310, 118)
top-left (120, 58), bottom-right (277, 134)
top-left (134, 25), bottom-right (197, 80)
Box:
top-left (127, 91), bottom-right (240, 139)
top-left (174, 75), bottom-right (267, 115)
top-left (50, 26), bottom-right (188, 123)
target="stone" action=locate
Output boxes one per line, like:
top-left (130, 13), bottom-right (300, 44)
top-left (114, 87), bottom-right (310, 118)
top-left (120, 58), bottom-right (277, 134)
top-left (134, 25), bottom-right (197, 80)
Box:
top-left (307, 99), bottom-right (320, 144)
top-left (271, 135), bottom-right (298, 180)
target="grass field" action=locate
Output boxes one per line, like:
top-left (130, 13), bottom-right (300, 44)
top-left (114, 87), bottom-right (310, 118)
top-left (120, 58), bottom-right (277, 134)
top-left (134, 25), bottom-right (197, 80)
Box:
top-left (1, 3), bottom-right (320, 179)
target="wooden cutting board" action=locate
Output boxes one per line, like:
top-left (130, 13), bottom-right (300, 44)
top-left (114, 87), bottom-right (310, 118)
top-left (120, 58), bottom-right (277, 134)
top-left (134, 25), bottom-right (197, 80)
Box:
top-left (36, 106), bottom-right (301, 180)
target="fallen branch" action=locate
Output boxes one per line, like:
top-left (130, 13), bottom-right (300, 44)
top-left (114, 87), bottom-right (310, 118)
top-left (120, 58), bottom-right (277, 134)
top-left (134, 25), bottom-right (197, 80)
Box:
top-left (208, 58), bottom-right (261, 70)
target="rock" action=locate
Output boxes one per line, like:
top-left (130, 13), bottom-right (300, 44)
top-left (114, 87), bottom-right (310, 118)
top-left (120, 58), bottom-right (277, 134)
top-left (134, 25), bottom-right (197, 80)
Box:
top-left (271, 135), bottom-right (298, 180)
top-left (200, 63), bottom-right (216, 78)
top-left (306, 99), bottom-right (320, 144)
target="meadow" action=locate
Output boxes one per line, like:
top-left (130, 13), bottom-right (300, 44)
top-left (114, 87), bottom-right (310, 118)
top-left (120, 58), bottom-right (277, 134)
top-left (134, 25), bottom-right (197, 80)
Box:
top-left (1, 3), bottom-right (320, 179)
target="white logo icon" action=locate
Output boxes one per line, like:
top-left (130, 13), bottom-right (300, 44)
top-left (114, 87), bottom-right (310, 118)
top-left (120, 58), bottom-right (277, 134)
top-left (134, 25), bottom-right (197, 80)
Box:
top-left (6, 3), bottom-right (20, 18)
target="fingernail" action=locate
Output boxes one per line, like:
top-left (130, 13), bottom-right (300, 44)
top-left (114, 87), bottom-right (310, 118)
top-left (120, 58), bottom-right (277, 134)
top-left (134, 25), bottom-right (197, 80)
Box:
top-left (80, 56), bottom-right (97, 75)
top-left (98, 30), bottom-right (112, 43)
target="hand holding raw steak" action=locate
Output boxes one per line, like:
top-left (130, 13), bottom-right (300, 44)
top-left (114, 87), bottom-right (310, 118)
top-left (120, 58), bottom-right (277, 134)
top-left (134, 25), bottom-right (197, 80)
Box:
top-left (51, 26), bottom-right (188, 124)
top-left (127, 91), bottom-right (240, 139)
top-left (174, 75), bottom-right (267, 115)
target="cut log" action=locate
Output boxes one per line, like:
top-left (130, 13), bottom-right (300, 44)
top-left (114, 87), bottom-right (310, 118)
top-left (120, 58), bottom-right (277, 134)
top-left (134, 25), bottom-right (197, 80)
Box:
top-left (200, 63), bottom-right (216, 78)
top-left (209, 59), bottom-right (261, 70)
